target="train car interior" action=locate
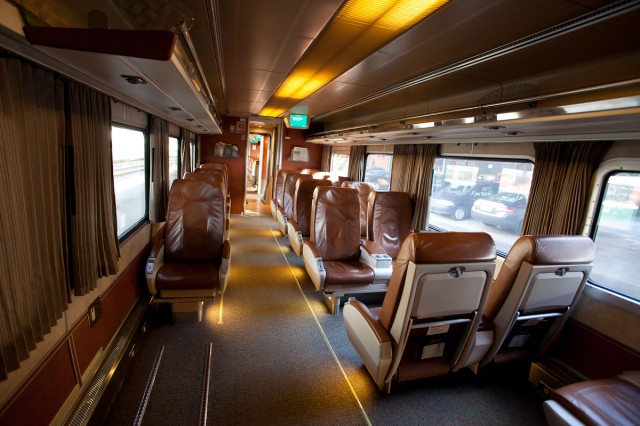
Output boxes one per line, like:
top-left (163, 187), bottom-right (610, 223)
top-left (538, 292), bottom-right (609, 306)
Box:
top-left (1, 0), bottom-right (639, 424)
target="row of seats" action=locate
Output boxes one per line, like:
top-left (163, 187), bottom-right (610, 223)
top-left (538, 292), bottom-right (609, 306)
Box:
top-left (145, 163), bottom-right (231, 321)
top-left (344, 233), bottom-right (595, 392)
top-left (270, 169), bottom-right (415, 314)
top-left (270, 168), bottom-right (598, 397)
top-left (270, 168), bottom-right (348, 223)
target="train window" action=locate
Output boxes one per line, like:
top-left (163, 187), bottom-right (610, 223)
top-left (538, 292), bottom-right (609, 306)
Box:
top-left (428, 157), bottom-right (534, 254)
top-left (168, 136), bottom-right (179, 185)
top-left (364, 153), bottom-right (392, 190)
top-left (590, 171), bottom-right (640, 301)
top-left (330, 152), bottom-right (349, 176)
top-left (112, 126), bottom-right (148, 238)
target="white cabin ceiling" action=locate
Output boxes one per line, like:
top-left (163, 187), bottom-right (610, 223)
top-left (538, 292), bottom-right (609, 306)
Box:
top-left (8, 0), bottom-right (640, 141)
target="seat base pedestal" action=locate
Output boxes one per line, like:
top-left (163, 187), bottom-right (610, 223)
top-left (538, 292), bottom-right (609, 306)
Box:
top-left (171, 301), bottom-right (204, 322)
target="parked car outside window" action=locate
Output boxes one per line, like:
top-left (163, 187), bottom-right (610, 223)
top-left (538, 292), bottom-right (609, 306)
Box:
top-left (430, 180), bottom-right (499, 220)
top-left (471, 192), bottom-right (528, 233)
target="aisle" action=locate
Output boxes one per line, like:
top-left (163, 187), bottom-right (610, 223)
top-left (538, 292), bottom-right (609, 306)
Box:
top-left (106, 214), bottom-right (368, 425)
top-left (208, 214), bottom-right (368, 424)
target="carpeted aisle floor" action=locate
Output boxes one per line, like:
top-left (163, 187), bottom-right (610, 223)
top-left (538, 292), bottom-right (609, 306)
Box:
top-left (106, 212), bottom-right (546, 425)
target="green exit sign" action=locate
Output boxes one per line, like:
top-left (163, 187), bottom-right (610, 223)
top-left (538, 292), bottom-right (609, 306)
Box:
top-left (285, 114), bottom-right (309, 129)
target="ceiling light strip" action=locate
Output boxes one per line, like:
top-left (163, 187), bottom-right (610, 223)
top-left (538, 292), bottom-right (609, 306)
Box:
top-left (259, 0), bottom-right (450, 117)
top-left (313, 0), bottom-right (640, 120)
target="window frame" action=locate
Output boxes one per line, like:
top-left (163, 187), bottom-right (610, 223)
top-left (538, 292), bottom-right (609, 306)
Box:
top-left (582, 158), bottom-right (640, 312)
top-left (111, 123), bottom-right (150, 242)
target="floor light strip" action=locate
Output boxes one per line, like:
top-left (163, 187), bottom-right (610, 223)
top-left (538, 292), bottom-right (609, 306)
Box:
top-left (133, 345), bottom-right (165, 426)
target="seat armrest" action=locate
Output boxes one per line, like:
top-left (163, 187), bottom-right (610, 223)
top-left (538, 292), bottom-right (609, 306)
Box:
top-left (343, 298), bottom-right (393, 388)
top-left (224, 218), bottom-right (230, 242)
top-left (287, 220), bottom-right (303, 256)
top-left (276, 206), bottom-right (288, 235)
top-left (302, 240), bottom-right (326, 291)
top-left (347, 299), bottom-right (391, 344)
top-left (361, 240), bottom-right (387, 256)
top-left (145, 241), bottom-right (165, 295)
top-left (360, 241), bottom-right (393, 281)
top-left (219, 240), bottom-right (231, 293)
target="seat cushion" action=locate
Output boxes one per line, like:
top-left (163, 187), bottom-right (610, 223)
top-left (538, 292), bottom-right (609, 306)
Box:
top-left (156, 263), bottom-right (219, 291)
top-left (551, 377), bottom-right (640, 426)
top-left (324, 260), bottom-right (374, 286)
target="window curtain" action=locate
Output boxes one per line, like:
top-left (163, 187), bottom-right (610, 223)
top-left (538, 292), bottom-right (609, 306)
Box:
top-left (0, 56), bottom-right (68, 380)
top-left (348, 145), bottom-right (366, 181)
top-left (66, 81), bottom-right (120, 296)
top-left (321, 145), bottom-right (332, 172)
top-left (391, 144), bottom-right (439, 230)
top-left (179, 128), bottom-right (193, 177)
top-left (522, 141), bottom-right (611, 235)
top-left (149, 116), bottom-right (169, 222)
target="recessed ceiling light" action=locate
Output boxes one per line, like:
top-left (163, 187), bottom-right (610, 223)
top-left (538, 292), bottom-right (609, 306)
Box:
top-left (121, 75), bottom-right (146, 85)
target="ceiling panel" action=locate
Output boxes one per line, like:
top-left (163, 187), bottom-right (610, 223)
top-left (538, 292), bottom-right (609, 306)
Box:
top-left (11, 0), bottom-right (640, 140)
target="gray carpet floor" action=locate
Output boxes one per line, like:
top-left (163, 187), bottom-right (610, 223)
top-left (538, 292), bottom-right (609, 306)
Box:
top-left (106, 213), bottom-right (546, 425)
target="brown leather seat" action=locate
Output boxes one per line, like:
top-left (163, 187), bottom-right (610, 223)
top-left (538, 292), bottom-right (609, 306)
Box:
top-left (183, 171), bottom-right (231, 236)
top-left (468, 235), bottom-right (595, 369)
top-left (270, 169), bottom-right (296, 220)
top-left (276, 172), bottom-right (313, 236)
top-left (543, 373), bottom-right (640, 426)
top-left (367, 191), bottom-right (414, 260)
top-left (343, 232), bottom-right (496, 392)
top-left (145, 179), bottom-right (231, 321)
top-left (302, 186), bottom-right (380, 314)
top-left (341, 181), bottom-right (375, 238)
top-left (287, 178), bottom-right (333, 256)
top-left (194, 167), bottom-right (230, 211)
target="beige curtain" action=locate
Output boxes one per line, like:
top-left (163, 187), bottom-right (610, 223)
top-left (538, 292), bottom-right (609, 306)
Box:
top-left (348, 145), bottom-right (366, 181)
top-left (391, 144), bottom-right (439, 230)
top-left (180, 128), bottom-right (193, 177)
top-left (0, 56), bottom-right (68, 380)
top-left (66, 81), bottom-right (120, 296)
top-left (321, 145), bottom-right (331, 172)
top-left (523, 141), bottom-right (611, 235)
top-left (150, 116), bottom-right (169, 222)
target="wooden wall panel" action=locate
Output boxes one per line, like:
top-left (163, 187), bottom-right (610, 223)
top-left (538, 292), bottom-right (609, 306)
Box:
top-left (281, 129), bottom-right (323, 172)
top-left (200, 116), bottom-right (247, 214)
top-left (72, 251), bottom-right (144, 374)
top-left (551, 319), bottom-right (640, 379)
top-left (0, 343), bottom-right (76, 426)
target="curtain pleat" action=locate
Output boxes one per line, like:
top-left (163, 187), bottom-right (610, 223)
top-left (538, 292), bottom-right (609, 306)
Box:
top-left (391, 144), bottom-right (438, 230)
top-left (523, 142), bottom-right (611, 235)
top-left (321, 145), bottom-right (331, 172)
top-left (66, 82), bottom-right (120, 296)
top-left (150, 116), bottom-right (169, 222)
top-left (180, 129), bottom-right (193, 177)
top-left (348, 145), bottom-right (366, 181)
top-left (0, 57), bottom-right (68, 380)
